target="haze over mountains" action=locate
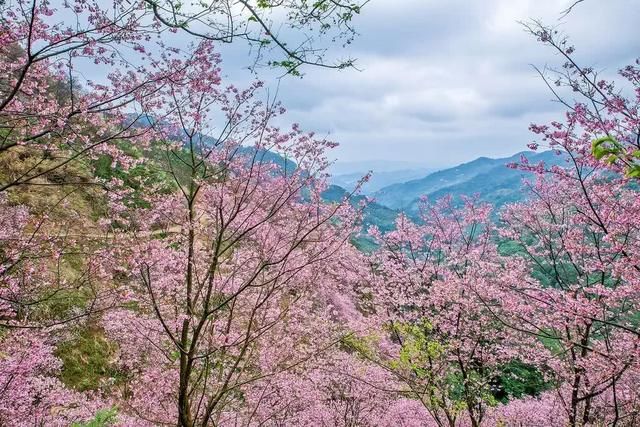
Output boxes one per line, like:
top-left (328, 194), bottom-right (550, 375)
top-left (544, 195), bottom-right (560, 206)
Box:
top-left (324, 150), bottom-right (567, 233)
top-left (329, 160), bottom-right (434, 194)
top-left (131, 118), bottom-right (563, 233)
top-left (372, 150), bottom-right (565, 211)
top-left (133, 115), bottom-right (563, 232)
top-left (330, 169), bottom-right (431, 194)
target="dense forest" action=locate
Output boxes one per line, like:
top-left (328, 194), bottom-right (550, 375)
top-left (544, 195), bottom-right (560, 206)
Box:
top-left (1, 1), bottom-right (640, 426)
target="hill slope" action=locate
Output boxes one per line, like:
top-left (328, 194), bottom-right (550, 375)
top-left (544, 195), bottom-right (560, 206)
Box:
top-left (373, 151), bottom-right (566, 211)
top-left (322, 185), bottom-right (398, 233)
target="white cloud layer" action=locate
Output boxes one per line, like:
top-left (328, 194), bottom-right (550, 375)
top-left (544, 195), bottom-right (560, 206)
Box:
top-left (212, 0), bottom-right (639, 168)
top-left (74, 0), bottom-right (632, 169)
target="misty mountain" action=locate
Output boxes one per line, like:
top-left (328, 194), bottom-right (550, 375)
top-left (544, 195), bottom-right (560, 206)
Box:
top-left (330, 169), bottom-right (433, 194)
top-left (372, 151), bottom-right (567, 211)
top-left (131, 114), bottom-right (567, 231)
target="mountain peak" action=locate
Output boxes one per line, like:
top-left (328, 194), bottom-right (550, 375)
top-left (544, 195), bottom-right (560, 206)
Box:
top-left (372, 150), bottom-right (564, 210)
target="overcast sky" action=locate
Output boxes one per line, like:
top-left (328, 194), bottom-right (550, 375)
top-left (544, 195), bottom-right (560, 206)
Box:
top-left (212, 0), bottom-right (638, 169)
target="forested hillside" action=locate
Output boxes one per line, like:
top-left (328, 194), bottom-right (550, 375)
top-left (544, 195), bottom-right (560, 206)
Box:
top-left (1, 1), bottom-right (640, 427)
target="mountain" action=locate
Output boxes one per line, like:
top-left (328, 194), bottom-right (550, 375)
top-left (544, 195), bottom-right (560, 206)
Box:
top-left (130, 115), bottom-right (566, 231)
top-left (330, 169), bottom-right (432, 194)
top-left (238, 146), bottom-right (298, 173)
top-left (373, 151), bottom-right (567, 211)
top-left (126, 114), bottom-right (298, 173)
top-left (321, 185), bottom-right (399, 233)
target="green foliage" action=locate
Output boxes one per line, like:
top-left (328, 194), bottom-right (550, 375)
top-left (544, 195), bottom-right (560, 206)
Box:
top-left (491, 361), bottom-right (550, 403)
top-left (350, 235), bottom-right (378, 253)
top-left (389, 320), bottom-right (444, 376)
top-left (388, 320), bottom-right (500, 412)
top-left (93, 142), bottom-right (180, 209)
top-left (28, 252), bottom-right (101, 321)
top-left (592, 136), bottom-right (624, 164)
top-left (340, 333), bottom-right (377, 359)
top-left (385, 321), bottom-right (550, 410)
top-left (538, 329), bottom-right (567, 355)
top-left (269, 60), bottom-right (302, 77)
top-left (36, 287), bottom-right (92, 321)
top-left (592, 136), bottom-right (640, 178)
top-left (71, 408), bottom-right (118, 427)
top-left (55, 327), bottom-right (122, 392)
top-left (497, 239), bottom-right (525, 257)
top-left (321, 184), bottom-right (398, 233)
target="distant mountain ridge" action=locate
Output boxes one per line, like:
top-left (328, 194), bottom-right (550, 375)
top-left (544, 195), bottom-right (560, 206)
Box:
top-left (330, 169), bottom-right (432, 194)
top-left (129, 116), bottom-right (564, 231)
top-left (372, 150), bottom-right (567, 212)
top-left (126, 113), bottom-right (298, 173)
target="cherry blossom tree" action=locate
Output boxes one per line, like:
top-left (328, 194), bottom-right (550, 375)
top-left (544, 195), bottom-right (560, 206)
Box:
top-left (493, 28), bottom-right (640, 425)
top-left (0, 187), bottom-right (121, 423)
top-left (362, 197), bottom-right (538, 427)
top-left (523, 21), bottom-right (640, 179)
top-left (0, 0), bottom-right (367, 193)
top-left (498, 171), bottom-right (640, 426)
top-left (92, 38), bottom-right (383, 426)
top-left (0, 329), bottom-right (105, 426)
top-left (0, 2), bottom-right (373, 423)
top-left (5, 3), bottom-right (640, 427)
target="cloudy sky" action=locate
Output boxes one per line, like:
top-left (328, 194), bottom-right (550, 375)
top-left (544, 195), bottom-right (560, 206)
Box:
top-left (213, 0), bottom-right (638, 169)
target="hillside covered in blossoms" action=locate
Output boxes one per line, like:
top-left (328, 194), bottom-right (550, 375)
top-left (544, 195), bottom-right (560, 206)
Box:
top-left (1, 1), bottom-right (640, 426)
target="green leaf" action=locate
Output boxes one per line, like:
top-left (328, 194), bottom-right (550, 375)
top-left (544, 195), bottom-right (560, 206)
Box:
top-left (591, 136), bottom-right (622, 160)
top-left (627, 166), bottom-right (640, 178)
top-left (71, 408), bottom-right (118, 427)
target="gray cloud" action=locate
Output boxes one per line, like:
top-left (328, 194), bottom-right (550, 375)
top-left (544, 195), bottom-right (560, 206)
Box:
top-left (250, 0), bottom-right (639, 168)
top-left (123, 0), bottom-right (640, 168)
